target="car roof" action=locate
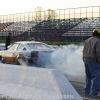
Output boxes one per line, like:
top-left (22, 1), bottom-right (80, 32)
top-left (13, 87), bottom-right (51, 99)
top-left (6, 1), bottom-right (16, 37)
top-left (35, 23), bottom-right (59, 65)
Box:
top-left (15, 41), bottom-right (43, 44)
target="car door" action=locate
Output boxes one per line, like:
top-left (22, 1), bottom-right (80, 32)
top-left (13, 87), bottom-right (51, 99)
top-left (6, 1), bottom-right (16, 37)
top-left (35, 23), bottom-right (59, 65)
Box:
top-left (4, 44), bottom-right (19, 64)
top-left (15, 43), bottom-right (31, 59)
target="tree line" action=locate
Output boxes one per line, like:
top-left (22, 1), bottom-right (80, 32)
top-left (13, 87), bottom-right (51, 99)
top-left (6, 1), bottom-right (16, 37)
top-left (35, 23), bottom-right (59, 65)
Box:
top-left (34, 6), bottom-right (58, 20)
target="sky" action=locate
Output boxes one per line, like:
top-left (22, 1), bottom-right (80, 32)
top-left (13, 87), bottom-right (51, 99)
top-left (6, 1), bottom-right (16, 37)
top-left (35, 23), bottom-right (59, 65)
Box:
top-left (0, 0), bottom-right (100, 15)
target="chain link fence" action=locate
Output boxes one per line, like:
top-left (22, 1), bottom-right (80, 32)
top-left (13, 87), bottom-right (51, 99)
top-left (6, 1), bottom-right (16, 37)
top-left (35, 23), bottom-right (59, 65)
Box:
top-left (0, 6), bottom-right (100, 44)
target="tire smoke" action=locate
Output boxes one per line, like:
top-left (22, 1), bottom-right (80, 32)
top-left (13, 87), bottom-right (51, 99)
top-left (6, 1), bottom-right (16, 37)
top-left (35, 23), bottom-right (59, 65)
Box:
top-left (37, 44), bottom-right (85, 81)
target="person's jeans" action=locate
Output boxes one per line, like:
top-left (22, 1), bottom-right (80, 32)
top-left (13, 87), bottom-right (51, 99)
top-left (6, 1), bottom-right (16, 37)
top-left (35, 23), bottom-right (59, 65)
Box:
top-left (84, 60), bottom-right (100, 95)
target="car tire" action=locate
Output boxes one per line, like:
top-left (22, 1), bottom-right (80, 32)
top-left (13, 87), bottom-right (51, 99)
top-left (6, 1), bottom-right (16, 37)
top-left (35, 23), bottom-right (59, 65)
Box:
top-left (0, 56), bottom-right (2, 60)
top-left (17, 58), bottom-right (29, 66)
top-left (0, 56), bottom-right (2, 63)
top-left (17, 57), bottom-right (24, 65)
top-left (0, 56), bottom-right (4, 63)
top-left (28, 59), bottom-right (33, 63)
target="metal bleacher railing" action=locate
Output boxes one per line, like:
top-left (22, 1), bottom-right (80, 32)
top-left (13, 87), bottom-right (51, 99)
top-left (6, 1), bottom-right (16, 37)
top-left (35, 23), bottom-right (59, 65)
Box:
top-left (0, 6), bottom-right (100, 42)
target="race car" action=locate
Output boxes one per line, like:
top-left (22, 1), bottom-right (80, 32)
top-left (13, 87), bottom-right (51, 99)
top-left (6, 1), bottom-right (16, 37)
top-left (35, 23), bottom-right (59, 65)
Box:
top-left (0, 41), bottom-right (55, 65)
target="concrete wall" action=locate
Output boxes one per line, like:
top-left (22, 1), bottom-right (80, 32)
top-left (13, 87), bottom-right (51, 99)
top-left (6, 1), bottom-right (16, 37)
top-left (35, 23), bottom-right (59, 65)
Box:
top-left (0, 64), bottom-right (82, 100)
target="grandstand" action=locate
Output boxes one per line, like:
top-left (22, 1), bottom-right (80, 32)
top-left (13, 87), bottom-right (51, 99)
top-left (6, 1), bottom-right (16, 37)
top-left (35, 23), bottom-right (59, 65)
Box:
top-left (63, 17), bottom-right (100, 36)
top-left (0, 21), bottom-right (38, 36)
top-left (0, 17), bottom-right (99, 41)
top-left (62, 17), bottom-right (100, 40)
top-left (0, 6), bottom-right (100, 42)
top-left (30, 17), bottom-right (100, 41)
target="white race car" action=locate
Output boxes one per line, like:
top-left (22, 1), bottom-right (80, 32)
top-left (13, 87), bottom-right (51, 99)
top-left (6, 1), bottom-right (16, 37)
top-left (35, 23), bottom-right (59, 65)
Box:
top-left (0, 41), bottom-right (55, 65)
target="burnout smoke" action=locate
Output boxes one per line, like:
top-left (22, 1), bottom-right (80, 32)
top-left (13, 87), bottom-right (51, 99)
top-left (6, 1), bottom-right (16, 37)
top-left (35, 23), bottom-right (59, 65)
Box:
top-left (37, 44), bottom-right (85, 78)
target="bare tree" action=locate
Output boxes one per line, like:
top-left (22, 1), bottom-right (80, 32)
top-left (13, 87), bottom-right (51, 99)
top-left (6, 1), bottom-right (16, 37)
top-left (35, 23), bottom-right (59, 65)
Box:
top-left (34, 6), bottom-right (43, 21)
top-left (33, 7), bottom-right (58, 21)
top-left (46, 9), bottom-right (58, 20)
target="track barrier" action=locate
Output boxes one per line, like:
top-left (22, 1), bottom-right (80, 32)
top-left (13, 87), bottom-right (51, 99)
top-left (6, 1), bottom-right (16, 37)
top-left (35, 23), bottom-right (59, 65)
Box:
top-left (0, 64), bottom-right (82, 100)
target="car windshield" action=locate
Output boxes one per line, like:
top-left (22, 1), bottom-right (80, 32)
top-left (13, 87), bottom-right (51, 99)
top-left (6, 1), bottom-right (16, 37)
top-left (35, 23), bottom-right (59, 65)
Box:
top-left (27, 43), bottom-right (52, 50)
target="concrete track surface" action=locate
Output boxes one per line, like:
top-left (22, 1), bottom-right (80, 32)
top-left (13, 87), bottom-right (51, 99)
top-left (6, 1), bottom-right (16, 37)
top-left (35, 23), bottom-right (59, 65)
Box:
top-left (0, 81), bottom-right (99, 100)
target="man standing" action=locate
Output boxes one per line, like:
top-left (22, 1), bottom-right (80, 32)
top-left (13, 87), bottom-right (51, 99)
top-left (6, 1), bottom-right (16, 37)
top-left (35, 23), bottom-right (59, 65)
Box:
top-left (83, 28), bottom-right (100, 97)
top-left (5, 32), bottom-right (12, 50)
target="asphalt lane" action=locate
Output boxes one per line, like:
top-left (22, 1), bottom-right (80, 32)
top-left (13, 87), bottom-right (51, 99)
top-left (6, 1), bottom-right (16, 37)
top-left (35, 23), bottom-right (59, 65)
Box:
top-left (69, 81), bottom-right (100, 100)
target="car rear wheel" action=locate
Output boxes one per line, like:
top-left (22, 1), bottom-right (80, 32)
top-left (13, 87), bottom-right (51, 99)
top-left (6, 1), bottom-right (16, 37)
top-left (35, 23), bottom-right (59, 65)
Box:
top-left (17, 57), bottom-right (29, 66)
top-left (17, 57), bottom-right (24, 65)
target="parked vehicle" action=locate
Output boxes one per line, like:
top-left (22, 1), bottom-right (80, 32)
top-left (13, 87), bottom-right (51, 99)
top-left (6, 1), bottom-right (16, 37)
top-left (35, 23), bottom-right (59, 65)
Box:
top-left (0, 43), bottom-right (5, 50)
top-left (0, 41), bottom-right (55, 65)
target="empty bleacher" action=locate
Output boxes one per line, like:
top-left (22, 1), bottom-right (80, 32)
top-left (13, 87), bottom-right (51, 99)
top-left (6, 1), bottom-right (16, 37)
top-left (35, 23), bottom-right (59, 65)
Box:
top-left (30, 18), bottom-right (87, 41)
top-left (62, 17), bottom-right (100, 41)
top-left (0, 22), bottom-right (13, 31)
top-left (0, 21), bottom-right (38, 37)
top-left (63, 17), bottom-right (100, 36)
top-left (4, 21), bottom-right (35, 32)
top-left (0, 17), bottom-right (100, 41)
top-left (32, 18), bottom-right (85, 30)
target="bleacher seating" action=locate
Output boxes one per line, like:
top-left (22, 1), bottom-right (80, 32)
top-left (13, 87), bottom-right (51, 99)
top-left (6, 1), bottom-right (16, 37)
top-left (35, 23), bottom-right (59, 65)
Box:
top-left (4, 21), bottom-right (35, 32)
top-left (61, 17), bottom-right (100, 41)
top-left (32, 18), bottom-right (84, 30)
top-left (0, 17), bottom-right (100, 41)
top-left (63, 17), bottom-right (100, 36)
top-left (0, 22), bottom-right (13, 31)
top-left (0, 21), bottom-right (38, 36)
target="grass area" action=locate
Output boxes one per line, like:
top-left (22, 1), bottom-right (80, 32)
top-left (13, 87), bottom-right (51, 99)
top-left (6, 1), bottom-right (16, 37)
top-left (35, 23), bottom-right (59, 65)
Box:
top-left (0, 39), bottom-right (84, 45)
top-left (0, 39), bottom-right (16, 44)
top-left (0, 39), bottom-right (6, 43)
top-left (38, 41), bottom-right (84, 45)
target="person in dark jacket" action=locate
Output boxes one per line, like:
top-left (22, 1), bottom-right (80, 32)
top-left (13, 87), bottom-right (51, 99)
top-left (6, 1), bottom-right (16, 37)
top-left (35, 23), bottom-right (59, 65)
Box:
top-left (5, 32), bottom-right (12, 50)
top-left (83, 28), bottom-right (100, 97)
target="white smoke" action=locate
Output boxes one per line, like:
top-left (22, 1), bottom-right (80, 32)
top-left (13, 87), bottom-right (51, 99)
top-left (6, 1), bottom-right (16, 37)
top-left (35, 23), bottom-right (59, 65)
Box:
top-left (37, 44), bottom-right (85, 78)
